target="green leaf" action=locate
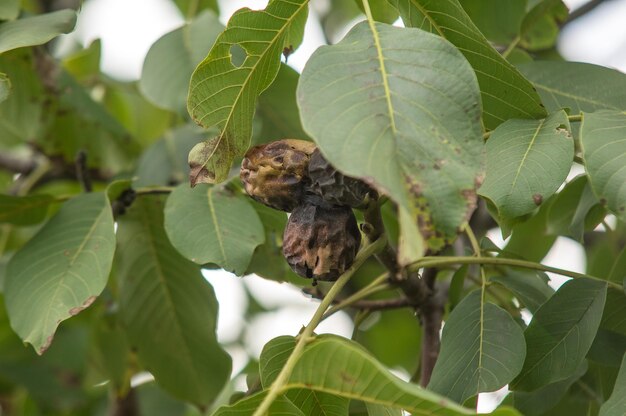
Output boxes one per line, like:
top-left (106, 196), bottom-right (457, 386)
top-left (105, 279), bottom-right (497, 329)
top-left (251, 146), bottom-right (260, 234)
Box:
top-left (458, 0), bottom-right (525, 43)
top-left (513, 361), bottom-right (588, 416)
top-left (140, 11), bottom-right (223, 114)
top-left (164, 184), bottom-right (264, 275)
top-left (61, 39), bottom-right (101, 81)
top-left (428, 290), bottom-right (526, 403)
top-left (4, 192), bottom-right (115, 354)
top-left (392, 0), bottom-right (547, 130)
top-left (511, 278), bottom-right (607, 391)
top-left (546, 175), bottom-right (603, 241)
top-left (0, 0), bottom-right (20, 21)
top-left (580, 110), bottom-right (626, 221)
top-left (287, 335), bottom-right (518, 415)
top-left (479, 110), bottom-right (574, 223)
top-left (135, 124), bottom-right (207, 187)
top-left (258, 336), bottom-right (351, 416)
top-left (186, 0), bottom-right (308, 185)
top-left (519, 0), bottom-right (568, 51)
top-left (212, 392), bottom-right (305, 416)
top-left (0, 72), bottom-right (9, 103)
top-left (256, 64), bottom-right (309, 142)
top-left (0, 9), bottom-right (77, 54)
top-left (297, 21), bottom-right (482, 252)
top-left (599, 353), bottom-right (626, 416)
top-left (609, 248), bottom-right (626, 285)
top-left (0, 194), bottom-right (54, 225)
top-left (0, 49), bottom-right (46, 147)
top-left (116, 196), bottom-right (231, 407)
top-left (517, 62), bottom-right (626, 113)
top-left (490, 270), bottom-right (554, 314)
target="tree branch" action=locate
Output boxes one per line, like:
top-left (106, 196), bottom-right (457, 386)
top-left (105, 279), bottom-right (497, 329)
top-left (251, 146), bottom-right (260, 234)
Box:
top-left (565, 0), bottom-right (612, 25)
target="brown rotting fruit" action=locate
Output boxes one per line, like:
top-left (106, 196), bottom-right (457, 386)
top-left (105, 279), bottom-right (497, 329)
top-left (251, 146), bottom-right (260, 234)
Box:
top-left (282, 203), bottom-right (361, 281)
top-left (240, 139), bottom-right (316, 212)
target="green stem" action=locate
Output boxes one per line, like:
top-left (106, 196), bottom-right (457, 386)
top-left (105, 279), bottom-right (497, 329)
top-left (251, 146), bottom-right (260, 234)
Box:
top-left (322, 272), bottom-right (390, 320)
top-left (501, 36), bottom-right (520, 58)
top-left (409, 256), bottom-right (622, 291)
top-left (252, 237), bottom-right (385, 416)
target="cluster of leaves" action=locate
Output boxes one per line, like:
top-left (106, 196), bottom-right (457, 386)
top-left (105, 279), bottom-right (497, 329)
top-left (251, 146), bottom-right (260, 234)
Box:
top-left (0, 0), bottom-right (625, 416)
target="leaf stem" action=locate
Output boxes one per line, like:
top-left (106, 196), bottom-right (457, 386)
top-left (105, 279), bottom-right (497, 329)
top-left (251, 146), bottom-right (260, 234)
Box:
top-left (251, 237), bottom-right (386, 416)
top-left (409, 256), bottom-right (621, 290)
top-left (322, 272), bottom-right (390, 320)
top-left (501, 35), bottom-right (520, 58)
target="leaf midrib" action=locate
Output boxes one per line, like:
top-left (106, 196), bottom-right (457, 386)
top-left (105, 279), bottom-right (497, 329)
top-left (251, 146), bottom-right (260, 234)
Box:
top-left (516, 287), bottom-right (604, 386)
top-left (195, 0), bottom-right (309, 167)
top-left (138, 204), bottom-right (203, 398)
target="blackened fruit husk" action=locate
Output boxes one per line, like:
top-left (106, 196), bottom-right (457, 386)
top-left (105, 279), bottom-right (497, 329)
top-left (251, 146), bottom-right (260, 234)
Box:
top-left (307, 148), bottom-right (371, 208)
top-left (282, 204), bottom-right (361, 281)
top-left (240, 139), bottom-right (316, 212)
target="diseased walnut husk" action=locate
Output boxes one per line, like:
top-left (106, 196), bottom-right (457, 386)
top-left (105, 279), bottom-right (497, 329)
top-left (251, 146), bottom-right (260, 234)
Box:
top-left (308, 148), bottom-right (372, 208)
top-left (282, 204), bottom-right (361, 281)
top-left (240, 139), bottom-right (316, 212)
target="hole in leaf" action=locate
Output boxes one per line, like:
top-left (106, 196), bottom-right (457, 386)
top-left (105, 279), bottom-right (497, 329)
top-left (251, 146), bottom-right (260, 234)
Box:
top-left (229, 44), bottom-right (246, 68)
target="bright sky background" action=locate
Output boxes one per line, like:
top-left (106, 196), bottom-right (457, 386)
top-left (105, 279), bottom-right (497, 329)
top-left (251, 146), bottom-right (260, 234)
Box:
top-left (60, 0), bottom-right (625, 411)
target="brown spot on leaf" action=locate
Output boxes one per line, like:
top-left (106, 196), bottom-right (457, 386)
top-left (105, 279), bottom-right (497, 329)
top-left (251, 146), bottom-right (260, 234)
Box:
top-left (63, 250), bottom-right (71, 256)
top-left (69, 296), bottom-right (97, 316)
top-left (39, 334), bottom-right (55, 355)
top-left (600, 198), bottom-right (607, 206)
top-left (340, 371), bottom-right (356, 385)
top-left (533, 194), bottom-right (543, 205)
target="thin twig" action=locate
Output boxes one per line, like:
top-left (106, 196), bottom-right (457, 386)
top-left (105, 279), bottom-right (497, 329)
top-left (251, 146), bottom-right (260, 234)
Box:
top-left (565, 0), bottom-right (611, 25)
top-left (75, 150), bottom-right (92, 193)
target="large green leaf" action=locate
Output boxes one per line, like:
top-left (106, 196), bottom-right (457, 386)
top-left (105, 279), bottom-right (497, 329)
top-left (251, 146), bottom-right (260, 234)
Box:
top-left (513, 361), bottom-right (588, 416)
top-left (186, 0), bottom-right (308, 185)
top-left (0, 194), bottom-right (54, 225)
top-left (164, 184), bottom-right (264, 275)
top-left (260, 336), bottom-right (349, 416)
top-left (116, 196), bottom-right (231, 407)
top-left (297, 21), bottom-right (482, 253)
top-left (599, 353), bottom-right (626, 416)
top-left (580, 110), bottom-right (626, 222)
top-left (517, 62), bottom-right (626, 113)
top-left (428, 290), bottom-right (526, 403)
top-left (140, 11), bottom-right (223, 114)
top-left (511, 278), bottom-right (607, 391)
top-left (217, 335), bottom-right (520, 415)
top-left (289, 335), bottom-right (518, 415)
top-left (366, 403), bottom-right (402, 416)
top-left (479, 110), bottom-right (574, 223)
top-left (502, 196), bottom-right (556, 260)
top-left (173, 0), bottom-right (219, 17)
top-left (4, 192), bottom-right (115, 354)
top-left (0, 9), bottom-right (77, 54)
top-left (392, 0), bottom-right (547, 130)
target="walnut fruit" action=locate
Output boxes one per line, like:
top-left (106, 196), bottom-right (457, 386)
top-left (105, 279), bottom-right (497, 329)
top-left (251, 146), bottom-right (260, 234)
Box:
top-left (282, 204), bottom-right (361, 281)
top-left (240, 139), bottom-right (316, 211)
top-left (308, 148), bottom-right (372, 208)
